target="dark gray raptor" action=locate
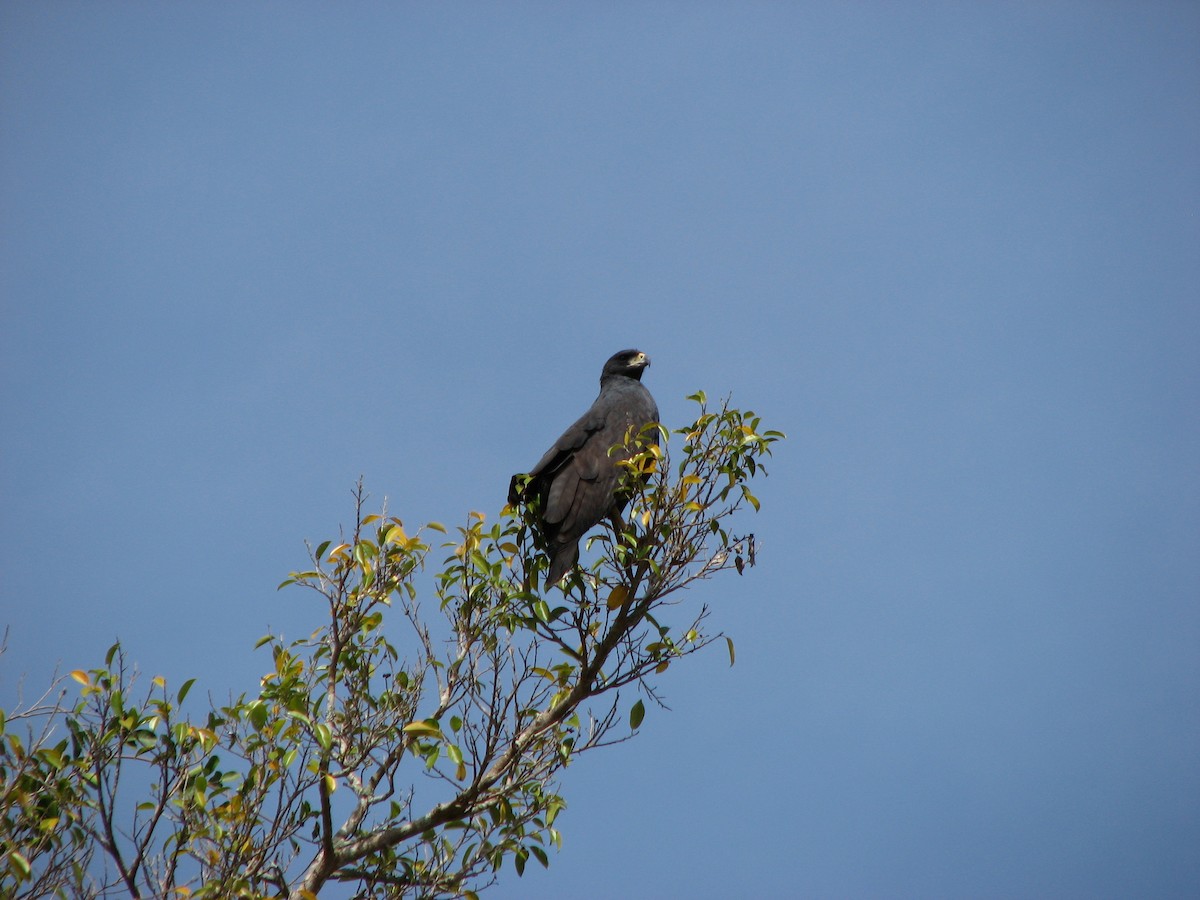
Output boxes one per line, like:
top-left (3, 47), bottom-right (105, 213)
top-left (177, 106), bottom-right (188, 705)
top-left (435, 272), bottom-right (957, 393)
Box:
top-left (508, 349), bottom-right (659, 585)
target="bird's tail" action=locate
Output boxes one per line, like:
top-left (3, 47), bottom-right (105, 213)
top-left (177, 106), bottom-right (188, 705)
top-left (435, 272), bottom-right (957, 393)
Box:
top-left (546, 542), bottom-right (580, 586)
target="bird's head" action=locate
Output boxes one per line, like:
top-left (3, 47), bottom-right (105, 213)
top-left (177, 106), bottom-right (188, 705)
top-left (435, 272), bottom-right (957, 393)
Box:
top-left (602, 349), bottom-right (651, 382)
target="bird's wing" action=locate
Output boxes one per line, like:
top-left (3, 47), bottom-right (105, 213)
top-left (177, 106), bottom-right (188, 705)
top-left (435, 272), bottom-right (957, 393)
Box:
top-left (534, 403), bottom-right (613, 527)
top-left (516, 381), bottom-right (656, 534)
top-left (527, 405), bottom-right (606, 473)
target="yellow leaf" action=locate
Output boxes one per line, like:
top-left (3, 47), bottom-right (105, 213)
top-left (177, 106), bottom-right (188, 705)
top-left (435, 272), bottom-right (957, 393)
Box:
top-left (70, 670), bottom-right (89, 686)
top-left (152, 676), bottom-right (165, 689)
top-left (322, 773), bottom-right (337, 795)
top-left (384, 523), bottom-right (409, 545)
top-left (606, 586), bottom-right (629, 611)
top-left (402, 721), bottom-right (442, 738)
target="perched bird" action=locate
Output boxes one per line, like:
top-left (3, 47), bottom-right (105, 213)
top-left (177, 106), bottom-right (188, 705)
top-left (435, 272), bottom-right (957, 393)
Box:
top-left (509, 349), bottom-right (659, 585)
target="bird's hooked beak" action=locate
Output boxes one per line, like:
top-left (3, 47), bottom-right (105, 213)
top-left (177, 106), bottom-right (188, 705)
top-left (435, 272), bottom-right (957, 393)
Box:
top-left (637, 352), bottom-right (651, 368)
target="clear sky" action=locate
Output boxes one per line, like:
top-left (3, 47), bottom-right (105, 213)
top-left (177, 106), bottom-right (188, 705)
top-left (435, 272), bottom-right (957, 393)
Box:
top-left (2, 3), bottom-right (1197, 898)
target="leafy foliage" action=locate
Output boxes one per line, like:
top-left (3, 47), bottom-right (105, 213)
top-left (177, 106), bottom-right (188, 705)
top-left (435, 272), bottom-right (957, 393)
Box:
top-left (0, 395), bottom-right (782, 899)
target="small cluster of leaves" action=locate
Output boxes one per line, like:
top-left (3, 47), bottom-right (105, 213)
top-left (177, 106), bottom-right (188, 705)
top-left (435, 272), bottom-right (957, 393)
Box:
top-left (0, 393), bottom-right (781, 899)
top-left (0, 642), bottom-right (273, 899)
top-left (1, 679), bottom-right (94, 899)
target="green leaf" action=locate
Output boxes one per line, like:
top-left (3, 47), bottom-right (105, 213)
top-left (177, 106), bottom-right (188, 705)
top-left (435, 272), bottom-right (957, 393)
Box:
top-left (314, 723), bottom-right (332, 752)
top-left (8, 849), bottom-right (31, 879)
top-left (629, 699), bottom-right (645, 730)
top-left (246, 701), bottom-right (269, 731)
top-left (177, 678), bottom-right (196, 704)
top-left (402, 720), bottom-right (443, 739)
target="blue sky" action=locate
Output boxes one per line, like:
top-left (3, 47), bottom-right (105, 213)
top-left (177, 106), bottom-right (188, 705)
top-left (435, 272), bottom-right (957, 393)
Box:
top-left (2, 3), bottom-right (1197, 897)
